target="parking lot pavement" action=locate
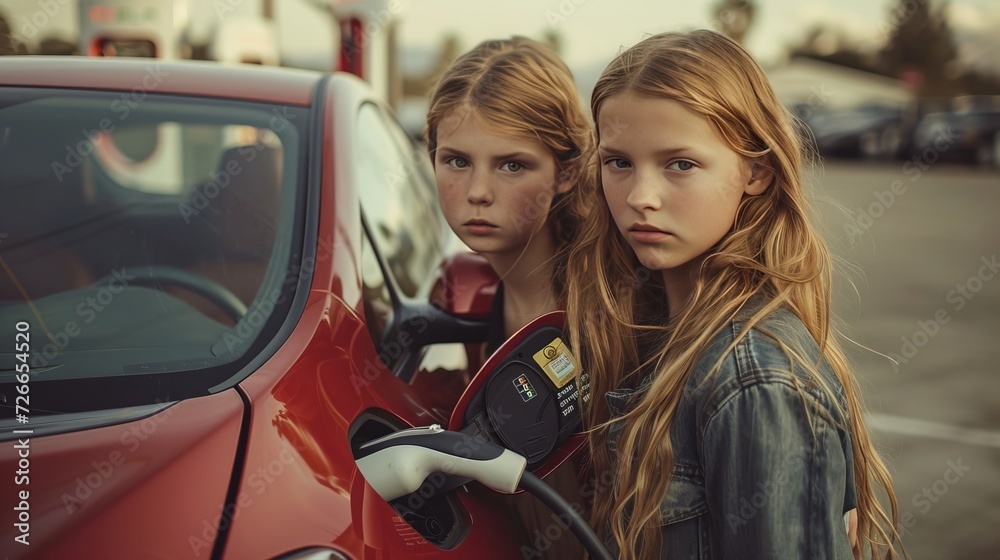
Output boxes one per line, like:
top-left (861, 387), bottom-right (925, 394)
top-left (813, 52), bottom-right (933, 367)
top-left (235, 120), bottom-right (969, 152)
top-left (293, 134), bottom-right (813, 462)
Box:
top-left (813, 160), bottom-right (1000, 558)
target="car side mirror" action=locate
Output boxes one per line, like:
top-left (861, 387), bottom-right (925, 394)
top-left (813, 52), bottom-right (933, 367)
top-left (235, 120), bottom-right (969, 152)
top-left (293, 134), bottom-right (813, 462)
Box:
top-left (429, 252), bottom-right (498, 320)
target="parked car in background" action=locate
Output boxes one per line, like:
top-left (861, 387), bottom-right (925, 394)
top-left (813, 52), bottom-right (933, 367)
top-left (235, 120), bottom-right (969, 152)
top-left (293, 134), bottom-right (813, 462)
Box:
top-left (911, 109), bottom-right (1000, 168)
top-left (801, 105), bottom-right (903, 160)
top-left (0, 56), bottom-right (526, 559)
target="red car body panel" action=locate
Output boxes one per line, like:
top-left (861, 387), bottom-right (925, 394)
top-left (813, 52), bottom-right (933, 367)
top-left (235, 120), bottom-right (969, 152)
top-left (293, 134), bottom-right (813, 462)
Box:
top-left (0, 390), bottom-right (244, 559)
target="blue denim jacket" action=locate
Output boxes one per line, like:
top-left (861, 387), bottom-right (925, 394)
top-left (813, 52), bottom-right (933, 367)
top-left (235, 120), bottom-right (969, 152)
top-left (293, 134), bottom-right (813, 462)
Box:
top-left (604, 301), bottom-right (858, 559)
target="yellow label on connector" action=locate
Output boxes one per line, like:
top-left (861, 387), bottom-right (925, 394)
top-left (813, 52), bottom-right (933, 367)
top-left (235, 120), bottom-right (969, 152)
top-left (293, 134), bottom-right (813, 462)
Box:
top-left (532, 337), bottom-right (580, 389)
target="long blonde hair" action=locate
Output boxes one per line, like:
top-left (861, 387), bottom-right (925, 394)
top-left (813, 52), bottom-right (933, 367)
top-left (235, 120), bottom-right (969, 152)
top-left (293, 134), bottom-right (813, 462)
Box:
top-left (425, 37), bottom-right (593, 298)
top-left (565, 30), bottom-right (903, 559)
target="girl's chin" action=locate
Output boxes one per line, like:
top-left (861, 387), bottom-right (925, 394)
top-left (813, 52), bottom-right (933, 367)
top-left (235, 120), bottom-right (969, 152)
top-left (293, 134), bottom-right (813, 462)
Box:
top-left (460, 238), bottom-right (509, 255)
top-left (633, 253), bottom-right (671, 273)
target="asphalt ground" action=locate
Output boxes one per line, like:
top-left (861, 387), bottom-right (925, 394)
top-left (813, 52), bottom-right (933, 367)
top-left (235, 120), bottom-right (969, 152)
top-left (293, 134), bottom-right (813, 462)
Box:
top-left (812, 159), bottom-right (999, 559)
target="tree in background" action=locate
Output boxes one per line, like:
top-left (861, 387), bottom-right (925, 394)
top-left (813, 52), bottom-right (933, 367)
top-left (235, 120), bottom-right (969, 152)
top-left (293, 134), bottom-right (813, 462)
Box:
top-left (713, 0), bottom-right (756, 46)
top-left (0, 13), bottom-right (29, 55)
top-left (791, 26), bottom-right (887, 77)
top-left (880, 0), bottom-right (960, 96)
top-left (541, 29), bottom-right (563, 56)
top-left (787, 2), bottom-right (999, 96)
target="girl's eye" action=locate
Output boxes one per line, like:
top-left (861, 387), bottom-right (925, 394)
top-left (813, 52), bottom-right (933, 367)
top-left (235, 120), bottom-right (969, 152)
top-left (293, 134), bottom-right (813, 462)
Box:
top-left (604, 158), bottom-right (631, 169)
top-left (445, 156), bottom-right (469, 169)
top-left (500, 161), bottom-right (524, 173)
top-left (667, 160), bottom-right (695, 172)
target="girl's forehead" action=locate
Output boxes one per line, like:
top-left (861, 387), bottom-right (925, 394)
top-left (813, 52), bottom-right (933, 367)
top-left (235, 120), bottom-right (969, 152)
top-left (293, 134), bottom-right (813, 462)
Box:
top-left (599, 91), bottom-right (683, 114)
top-left (437, 104), bottom-right (489, 134)
top-left (597, 94), bottom-right (699, 133)
top-left (438, 105), bottom-right (547, 150)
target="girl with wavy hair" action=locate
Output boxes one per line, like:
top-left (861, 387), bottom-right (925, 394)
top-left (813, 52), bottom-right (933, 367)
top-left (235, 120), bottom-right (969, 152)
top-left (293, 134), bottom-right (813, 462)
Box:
top-left (566, 30), bottom-right (904, 559)
top-left (426, 37), bottom-right (592, 354)
top-left (425, 37), bottom-right (593, 558)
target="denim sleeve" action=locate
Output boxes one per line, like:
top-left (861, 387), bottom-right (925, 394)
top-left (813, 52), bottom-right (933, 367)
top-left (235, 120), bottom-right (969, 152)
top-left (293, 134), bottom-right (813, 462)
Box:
top-left (701, 381), bottom-right (854, 559)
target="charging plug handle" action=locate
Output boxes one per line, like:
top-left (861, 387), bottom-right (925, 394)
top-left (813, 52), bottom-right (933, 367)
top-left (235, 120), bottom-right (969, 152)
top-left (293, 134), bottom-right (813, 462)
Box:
top-left (356, 424), bottom-right (526, 501)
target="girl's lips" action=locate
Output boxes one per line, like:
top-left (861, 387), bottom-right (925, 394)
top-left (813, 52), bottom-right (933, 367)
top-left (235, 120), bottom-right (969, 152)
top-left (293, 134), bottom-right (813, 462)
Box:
top-left (463, 220), bottom-right (498, 234)
top-left (628, 229), bottom-right (672, 242)
top-left (628, 222), bottom-right (672, 242)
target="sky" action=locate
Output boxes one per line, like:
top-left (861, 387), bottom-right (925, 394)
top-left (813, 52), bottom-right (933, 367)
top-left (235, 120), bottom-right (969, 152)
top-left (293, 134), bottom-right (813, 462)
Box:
top-left (2, 0), bottom-right (998, 72)
top-left (396, 0), bottom-right (1000, 70)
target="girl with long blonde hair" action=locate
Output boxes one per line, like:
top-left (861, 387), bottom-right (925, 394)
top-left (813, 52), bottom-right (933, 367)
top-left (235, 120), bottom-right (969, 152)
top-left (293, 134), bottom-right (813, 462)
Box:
top-left (426, 37), bottom-right (593, 559)
top-left (566, 30), bottom-right (904, 559)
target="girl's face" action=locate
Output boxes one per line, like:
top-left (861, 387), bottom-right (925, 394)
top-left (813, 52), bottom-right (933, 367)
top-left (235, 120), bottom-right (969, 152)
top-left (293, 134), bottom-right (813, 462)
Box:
top-left (434, 106), bottom-right (569, 258)
top-left (597, 93), bottom-right (767, 277)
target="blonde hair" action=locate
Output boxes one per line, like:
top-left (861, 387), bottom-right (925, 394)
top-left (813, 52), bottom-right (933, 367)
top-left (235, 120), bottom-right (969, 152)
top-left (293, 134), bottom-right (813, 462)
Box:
top-left (425, 37), bottom-right (593, 298)
top-left (565, 30), bottom-right (903, 559)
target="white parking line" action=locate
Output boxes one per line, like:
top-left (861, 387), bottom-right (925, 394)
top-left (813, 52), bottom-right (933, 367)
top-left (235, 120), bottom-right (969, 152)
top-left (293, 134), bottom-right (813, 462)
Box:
top-left (866, 413), bottom-right (1000, 449)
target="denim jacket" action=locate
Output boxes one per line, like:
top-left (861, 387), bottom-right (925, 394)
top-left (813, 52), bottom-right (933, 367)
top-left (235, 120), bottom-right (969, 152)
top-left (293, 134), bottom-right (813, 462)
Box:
top-left (604, 301), bottom-right (858, 559)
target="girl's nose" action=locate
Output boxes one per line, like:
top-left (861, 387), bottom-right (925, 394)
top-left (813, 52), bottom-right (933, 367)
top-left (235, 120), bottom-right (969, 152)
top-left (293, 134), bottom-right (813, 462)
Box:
top-left (466, 170), bottom-right (493, 205)
top-left (625, 171), bottom-right (662, 212)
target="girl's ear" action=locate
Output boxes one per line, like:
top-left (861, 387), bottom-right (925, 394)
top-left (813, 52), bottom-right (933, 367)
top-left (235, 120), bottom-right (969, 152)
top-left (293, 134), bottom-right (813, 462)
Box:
top-left (744, 161), bottom-right (773, 196)
top-left (555, 169), bottom-right (574, 195)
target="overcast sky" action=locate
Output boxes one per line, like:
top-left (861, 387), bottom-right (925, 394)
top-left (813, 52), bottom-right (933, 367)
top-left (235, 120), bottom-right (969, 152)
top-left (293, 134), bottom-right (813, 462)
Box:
top-left (3, 0), bottom-right (998, 71)
top-left (396, 0), bottom-right (1000, 69)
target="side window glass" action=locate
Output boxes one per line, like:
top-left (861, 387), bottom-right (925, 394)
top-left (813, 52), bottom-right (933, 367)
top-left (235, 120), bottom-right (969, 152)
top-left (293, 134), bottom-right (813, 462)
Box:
top-left (354, 103), bottom-right (466, 382)
top-left (360, 228), bottom-right (393, 357)
top-left (355, 103), bottom-right (445, 298)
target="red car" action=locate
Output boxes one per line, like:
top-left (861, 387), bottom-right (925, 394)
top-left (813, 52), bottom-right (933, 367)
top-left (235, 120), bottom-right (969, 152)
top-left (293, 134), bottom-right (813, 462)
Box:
top-left (0, 56), bottom-right (536, 559)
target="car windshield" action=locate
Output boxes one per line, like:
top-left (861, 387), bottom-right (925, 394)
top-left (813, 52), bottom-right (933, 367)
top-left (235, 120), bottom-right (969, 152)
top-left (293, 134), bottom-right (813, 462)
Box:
top-left (0, 88), bottom-right (307, 415)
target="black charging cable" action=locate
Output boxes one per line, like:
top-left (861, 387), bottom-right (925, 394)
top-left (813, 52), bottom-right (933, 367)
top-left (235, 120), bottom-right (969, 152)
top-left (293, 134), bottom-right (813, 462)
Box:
top-left (518, 471), bottom-right (614, 560)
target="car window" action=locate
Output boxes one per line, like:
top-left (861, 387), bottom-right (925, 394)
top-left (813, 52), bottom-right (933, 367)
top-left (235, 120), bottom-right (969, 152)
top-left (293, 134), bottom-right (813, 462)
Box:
top-left (360, 228), bottom-right (393, 351)
top-left (353, 104), bottom-right (472, 380)
top-left (354, 103), bottom-right (446, 298)
top-left (0, 88), bottom-right (307, 413)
